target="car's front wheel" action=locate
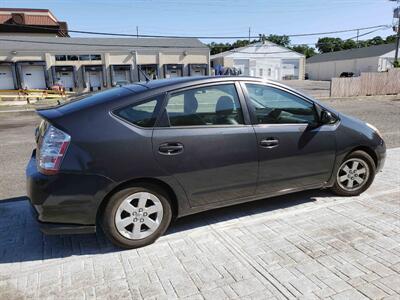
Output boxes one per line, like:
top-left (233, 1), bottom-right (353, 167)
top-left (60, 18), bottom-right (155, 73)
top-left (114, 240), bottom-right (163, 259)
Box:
top-left (102, 184), bottom-right (172, 249)
top-left (331, 150), bottom-right (376, 196)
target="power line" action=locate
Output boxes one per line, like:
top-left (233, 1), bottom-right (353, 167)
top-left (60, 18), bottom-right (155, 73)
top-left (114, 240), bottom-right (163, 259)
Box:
top-left (2, 22), bottom-right (391, 39)
top-left (219, 28), bottom-right (389, 55)
top-left (0, 26), bottom-right (389, 54)
top-left (284, 25), bottom-right (390, 37)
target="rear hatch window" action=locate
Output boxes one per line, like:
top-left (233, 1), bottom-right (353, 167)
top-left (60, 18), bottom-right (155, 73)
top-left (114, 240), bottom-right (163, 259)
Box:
top-left (56, 87), bottom-right (135, 115)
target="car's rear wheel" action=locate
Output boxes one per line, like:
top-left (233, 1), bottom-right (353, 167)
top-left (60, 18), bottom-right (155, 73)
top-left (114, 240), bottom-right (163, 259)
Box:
top-left (102, 184), bottom-right (172, 249)
top-left (331, 150), bottom-right (376, 196)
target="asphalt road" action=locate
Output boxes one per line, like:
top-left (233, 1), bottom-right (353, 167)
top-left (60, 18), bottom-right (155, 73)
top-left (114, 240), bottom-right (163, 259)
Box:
top-left (0, 96), bottom-right (399, 201)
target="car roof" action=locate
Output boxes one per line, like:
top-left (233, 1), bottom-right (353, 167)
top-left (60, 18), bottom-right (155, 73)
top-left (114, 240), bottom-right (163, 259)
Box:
top-left (122, 76), bottom-right (315, 102)
top-left (38, 76), bottom-right (317, 121)
top-left (123, 76), bottom-right (266, 92)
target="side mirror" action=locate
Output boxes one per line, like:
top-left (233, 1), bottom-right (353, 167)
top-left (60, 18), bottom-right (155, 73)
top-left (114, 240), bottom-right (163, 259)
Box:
top-left (320, 110), bottom-right (337, 124)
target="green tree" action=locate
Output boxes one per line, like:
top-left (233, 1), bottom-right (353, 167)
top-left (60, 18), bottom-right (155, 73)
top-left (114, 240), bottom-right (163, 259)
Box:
top-left (266, 34), bottom-right (291, 47)
top-left (385, 35), bottom-right (397, 44)
top-left (367, 36), bottom-right (385, 46)
top-left (208, 42), bottom-right (231, 55)
top-left (291, 45), bottom-right (316, 58)
top-left (231, 39), bottom-right (251, 49)
top-left (356, 40), bottom-right (369, 48)
top-left (342, 39), bottom-right (357, 50)
top-left (316, 37), bottom-right (344, 53)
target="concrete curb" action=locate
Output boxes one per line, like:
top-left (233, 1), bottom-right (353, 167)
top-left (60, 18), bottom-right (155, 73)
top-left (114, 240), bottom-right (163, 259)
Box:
top-left (0, 109), bottom-right (36, 114)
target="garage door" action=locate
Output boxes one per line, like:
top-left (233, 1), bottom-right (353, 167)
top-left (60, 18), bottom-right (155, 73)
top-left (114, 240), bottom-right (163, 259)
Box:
top-left (114, 70), bottom-right (128, 82)
top-left (0, 66), bottom-right (15, 90)
top-left (57, 71), bottom-right (74, 89)
top-left (21, 65), bottom-right (46, 89)
top-left (281, 59), bottom-right (300, 80)
top-left (89, 72), bottom-right (102, 90)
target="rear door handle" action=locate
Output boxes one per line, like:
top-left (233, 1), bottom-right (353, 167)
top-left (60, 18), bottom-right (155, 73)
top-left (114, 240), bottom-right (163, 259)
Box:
top-left (260, 138), bottom-right (279, 148)
top-left (158, 143), bottom-right (184, 155)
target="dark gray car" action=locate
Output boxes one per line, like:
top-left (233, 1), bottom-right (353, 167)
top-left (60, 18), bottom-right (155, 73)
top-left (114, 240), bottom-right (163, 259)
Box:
top-left (26, 76), bottom-right (386, 248)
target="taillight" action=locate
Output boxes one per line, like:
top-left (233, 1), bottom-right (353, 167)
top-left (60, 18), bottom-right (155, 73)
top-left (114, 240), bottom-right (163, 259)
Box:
top-left (37, 124), bottom-right (71, 175)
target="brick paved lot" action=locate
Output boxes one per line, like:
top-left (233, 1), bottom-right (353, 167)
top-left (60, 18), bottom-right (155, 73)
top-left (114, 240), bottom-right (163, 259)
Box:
top-left (0, 148), bottom-right (399, 299)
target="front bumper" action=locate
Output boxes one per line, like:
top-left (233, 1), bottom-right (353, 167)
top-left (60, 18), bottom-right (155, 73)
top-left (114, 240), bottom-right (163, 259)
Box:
top-left (26, 150), bottom-right (113, 234)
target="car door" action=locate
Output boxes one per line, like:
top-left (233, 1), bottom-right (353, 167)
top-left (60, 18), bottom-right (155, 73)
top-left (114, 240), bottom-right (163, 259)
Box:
top-left (152, 82), bottom-right (258, 208)
top-left (240, 82), bottom-right (337, 195)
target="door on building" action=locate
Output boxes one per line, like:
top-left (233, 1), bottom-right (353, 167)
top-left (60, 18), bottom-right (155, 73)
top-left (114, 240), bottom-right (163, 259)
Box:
top-left (138, 64), bottom-right (158, 81)
top-left (89, 72), bottom-right (102, 91)
top-left (164, 64), bottom-right (183, 78)
top-left (111, 65), bottom-right (132, 85)
top-left (0, 65), bottom-right (14, 90)
top-left (21, 65), bottom-right (46, 89)
top-left (57, 72), bottom-right (74, 90)
top-left (188, 64), bottom-right (208, 76)
top-left (281, 59), bottom-right (300, 80)
top-left (233, 59), bottom-right (250, 76)
top-left (114, 70), bottom-right (128, 82)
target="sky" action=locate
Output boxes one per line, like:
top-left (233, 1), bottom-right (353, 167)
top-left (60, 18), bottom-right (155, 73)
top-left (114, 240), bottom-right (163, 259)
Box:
top-left (0, 0), bottom-right (398, 46)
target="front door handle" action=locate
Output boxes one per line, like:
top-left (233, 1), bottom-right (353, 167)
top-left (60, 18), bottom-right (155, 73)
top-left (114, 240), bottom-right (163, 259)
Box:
top-left (159, 143), bottom-right (184, 155)
top-left (260, 138), bottom-right (279, 148)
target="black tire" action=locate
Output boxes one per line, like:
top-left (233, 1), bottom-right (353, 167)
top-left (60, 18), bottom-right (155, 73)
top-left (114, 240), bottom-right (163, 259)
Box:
top-left (331, 150), bottom-right (376, 196)
top-left (101, 184), bottom-right (172, 249)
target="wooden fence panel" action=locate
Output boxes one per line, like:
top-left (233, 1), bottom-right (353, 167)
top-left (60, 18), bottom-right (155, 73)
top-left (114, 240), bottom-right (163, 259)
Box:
top-left (330, 69), bottom-right (400, 97)
top-left (331, 77), bottom-right (361, 97)
top-left (385, 69), bottom-right (400, 95)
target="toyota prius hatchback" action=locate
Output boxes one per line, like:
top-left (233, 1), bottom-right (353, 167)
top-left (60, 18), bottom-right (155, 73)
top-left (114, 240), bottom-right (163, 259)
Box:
top-left (26, 76), bottom-right (386, 248)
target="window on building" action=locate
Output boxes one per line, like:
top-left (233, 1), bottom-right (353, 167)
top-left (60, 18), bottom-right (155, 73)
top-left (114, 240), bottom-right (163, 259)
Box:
top-left (259, 69), bottom-right (263, 77)
top-left (166, 84), bottom-right (244, 126)
top-left (55, 55), bottom-right (66, 61)
top-left (114, 97), bottom-right (163, 128)
top-left (90, 54), bottom-right (102, 61)
top-left (268, 68), bottom-right (272, 76)
top-left (245, 83), bottom-right (317, 125)
top-left (67, 55), bottom-right (79, 61)
top-left (79, 54), bottom-right (91, 61)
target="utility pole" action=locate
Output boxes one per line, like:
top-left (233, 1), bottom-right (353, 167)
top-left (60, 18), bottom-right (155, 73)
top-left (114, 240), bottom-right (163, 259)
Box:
top-left (395, 10), bottom-right (400, 62)
top-left (356, 29), bottom-right (360, 47)
top-left (136, 26), bottom-right (139, 39)
top-left (390, 0), bottom-right (400, 63)
top-left (248, 27), bottom-right (251, 44)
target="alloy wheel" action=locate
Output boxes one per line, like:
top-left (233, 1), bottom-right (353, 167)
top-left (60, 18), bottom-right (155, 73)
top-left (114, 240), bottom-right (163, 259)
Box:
top-left (115, 192), bottom-right (164, 240)
top-left (337, 158), bottom-right (370, 192)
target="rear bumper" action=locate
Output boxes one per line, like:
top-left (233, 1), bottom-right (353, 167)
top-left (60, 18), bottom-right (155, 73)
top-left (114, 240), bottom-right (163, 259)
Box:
top-left (26, 150), bottom-right (114, 234)
top-left (29, 203), bottom-right (96, 234)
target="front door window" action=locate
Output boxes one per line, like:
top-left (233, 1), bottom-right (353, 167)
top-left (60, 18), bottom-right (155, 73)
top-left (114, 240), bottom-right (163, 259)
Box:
top-left (245, 83), bottom-right (318, 125)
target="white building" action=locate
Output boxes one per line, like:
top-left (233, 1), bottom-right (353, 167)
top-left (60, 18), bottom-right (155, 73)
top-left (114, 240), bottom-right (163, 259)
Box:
top-left (210, 41), bottom-right (306, 80)
top-left (306, 43), bottom-right (400, 81)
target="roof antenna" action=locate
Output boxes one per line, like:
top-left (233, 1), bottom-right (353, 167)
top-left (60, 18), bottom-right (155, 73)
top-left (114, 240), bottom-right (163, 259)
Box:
top-left (138, 65), bottom-right (151, 83)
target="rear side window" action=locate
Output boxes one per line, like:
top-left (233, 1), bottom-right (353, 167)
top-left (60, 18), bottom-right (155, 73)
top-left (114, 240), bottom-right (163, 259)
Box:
top-left (166, 84), bottom-right (244, 126)
top-left (114, 96), bottom-right (163, 127)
